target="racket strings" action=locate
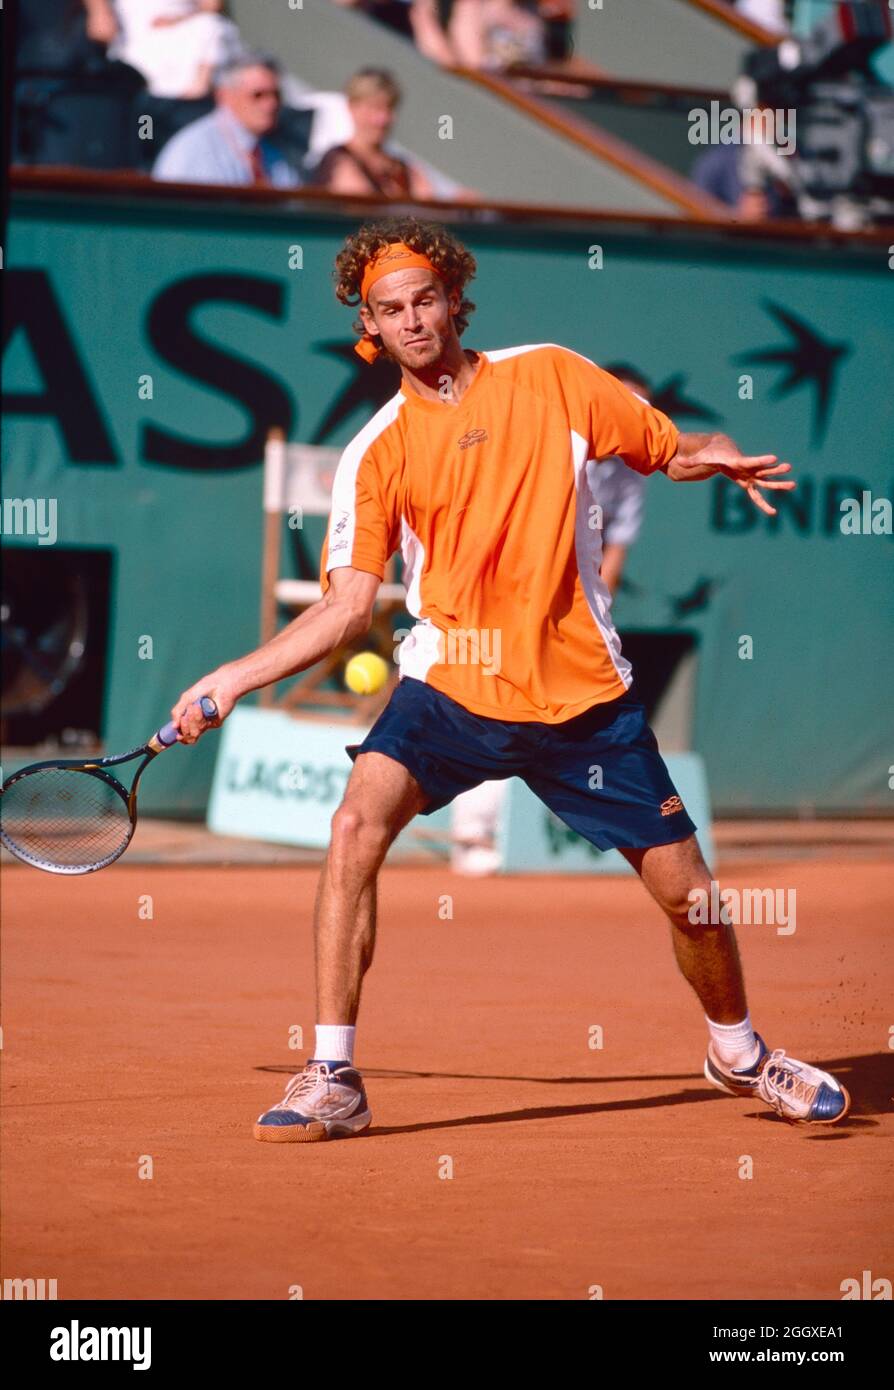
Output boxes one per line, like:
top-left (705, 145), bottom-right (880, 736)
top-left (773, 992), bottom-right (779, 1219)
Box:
top-left (0, 767), bottom-right (133, 871)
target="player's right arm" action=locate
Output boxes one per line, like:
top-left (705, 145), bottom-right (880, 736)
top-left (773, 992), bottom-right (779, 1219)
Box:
top-left (171, 566), bottom-right (380, 742)
top-left (173, 419), bottom-right (401, 741)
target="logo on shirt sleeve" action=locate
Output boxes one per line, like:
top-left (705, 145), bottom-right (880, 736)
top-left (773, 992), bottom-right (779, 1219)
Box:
top-left (329, 511), bottom-right (350, 553)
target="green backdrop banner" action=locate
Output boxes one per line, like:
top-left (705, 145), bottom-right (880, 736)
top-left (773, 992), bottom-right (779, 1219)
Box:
top-left (4, 190), bottom-right (893, 814)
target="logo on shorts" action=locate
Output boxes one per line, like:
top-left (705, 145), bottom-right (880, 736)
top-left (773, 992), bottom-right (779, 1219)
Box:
top-left (458, 428), bottom-right (488, 450)
top-left (660, 795), bottom-right (685, 817)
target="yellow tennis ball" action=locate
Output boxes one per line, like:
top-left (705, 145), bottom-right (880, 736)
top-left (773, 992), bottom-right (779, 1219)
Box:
top-left (345, 652), bottom-right (389, 695)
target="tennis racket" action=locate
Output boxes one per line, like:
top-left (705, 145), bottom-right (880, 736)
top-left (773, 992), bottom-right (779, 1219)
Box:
top-left (0, 696), bottom-right (218, 875)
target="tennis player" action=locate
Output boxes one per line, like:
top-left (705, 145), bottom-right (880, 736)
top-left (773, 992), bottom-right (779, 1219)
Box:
top-left (172, 217), bottom-right (850, 1138)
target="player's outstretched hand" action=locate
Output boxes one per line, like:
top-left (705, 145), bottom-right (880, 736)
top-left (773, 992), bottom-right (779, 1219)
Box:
top-left (671, 435), bottom-right (796, 516)
top-left (171, 666), bottom-right (241, 744)
top-left (708, 441), bottom-right (796, 518)
top-left (721, 458), bottom-right (795, 517)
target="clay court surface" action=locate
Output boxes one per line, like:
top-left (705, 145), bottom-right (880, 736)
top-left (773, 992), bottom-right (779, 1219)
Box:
top-left (2, 834), bottom-right (892, 1301)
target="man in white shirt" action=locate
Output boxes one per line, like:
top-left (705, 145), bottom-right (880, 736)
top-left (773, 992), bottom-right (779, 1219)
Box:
top-left (112, 0), bottom-right (243, 98)
top-left (588, 363), bottom-right (652, 594)
top-left (152, 54), bottom-right (303, 187)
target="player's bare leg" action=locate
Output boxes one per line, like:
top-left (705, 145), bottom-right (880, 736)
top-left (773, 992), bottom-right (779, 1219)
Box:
top-left (620, 833), bottom-right (849, 1122)
top-left (620, 833), bottom-right (747, 1022)
top-left (254, 751), bottom-right (428, 1141)
top-left (316, 751), bottom-right (430, 1022)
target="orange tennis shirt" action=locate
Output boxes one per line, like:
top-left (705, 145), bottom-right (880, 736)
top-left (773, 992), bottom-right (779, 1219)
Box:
top-left (320, 343), bottom-right (679, 723)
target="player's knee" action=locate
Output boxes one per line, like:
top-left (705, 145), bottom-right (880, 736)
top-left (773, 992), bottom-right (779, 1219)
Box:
top-left (330, 803), bottom-right (392, 864)
top-left (665, 898), bottom-right (698, 929)
top-left (669, 877), bottom-right (720, 931)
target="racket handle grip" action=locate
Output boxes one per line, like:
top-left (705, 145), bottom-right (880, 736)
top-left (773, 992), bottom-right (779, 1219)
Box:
top-left (156, 696), bottom-right (219, 748)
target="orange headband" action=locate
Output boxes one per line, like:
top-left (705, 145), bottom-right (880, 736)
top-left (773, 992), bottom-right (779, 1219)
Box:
top-left (355, 242), bottom-right (441, 363)
top-left (360, 242), bottom-right (439, 301)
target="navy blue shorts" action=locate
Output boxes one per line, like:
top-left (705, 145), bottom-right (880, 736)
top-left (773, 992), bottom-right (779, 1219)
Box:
top-left (348, 677), bottom-right (697, 853)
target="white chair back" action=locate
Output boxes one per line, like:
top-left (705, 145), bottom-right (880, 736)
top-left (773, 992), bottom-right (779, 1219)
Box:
top-left (263, 441), bottom-right (340, 518)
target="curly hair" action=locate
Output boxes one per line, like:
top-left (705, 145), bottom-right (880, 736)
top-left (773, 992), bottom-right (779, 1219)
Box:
top-left (333, 217), bottom-right (477, 353)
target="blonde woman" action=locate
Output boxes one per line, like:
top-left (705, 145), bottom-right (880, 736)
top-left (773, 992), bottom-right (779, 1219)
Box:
top-left (313, 69), bottom-right (435, 199)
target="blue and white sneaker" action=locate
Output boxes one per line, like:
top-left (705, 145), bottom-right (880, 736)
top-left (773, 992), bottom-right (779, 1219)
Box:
top-left (253, 1059), bottom-right (371, 1143)
top-left (705, 1032), bottom-right (772, 1099)
top-left (705, 1033), bottom-right (850, 1124)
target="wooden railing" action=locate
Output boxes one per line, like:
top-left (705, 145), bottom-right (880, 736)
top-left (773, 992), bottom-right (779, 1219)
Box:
top-left (10, 165), bottom-right (893, 249)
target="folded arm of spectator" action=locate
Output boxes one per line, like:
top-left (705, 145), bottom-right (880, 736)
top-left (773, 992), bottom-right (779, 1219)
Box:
top-left (84, 0), bottom-right (118, 45)
top-left (152, 1), bottom-right (225, 24)
top-left (409, 0), bottom-right (460, 65)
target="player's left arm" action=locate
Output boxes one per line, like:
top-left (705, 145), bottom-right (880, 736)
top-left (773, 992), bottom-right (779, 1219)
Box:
top-left (571, 351), bottom-right (795, 519)
top-left (660, 431), bottom-right (795, 518)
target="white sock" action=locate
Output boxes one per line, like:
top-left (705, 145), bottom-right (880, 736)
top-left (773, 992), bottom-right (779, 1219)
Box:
top-left (706, 1014), bottom-right (760, 1069)
top-left (314, 1024), bottom-right (355, 1066)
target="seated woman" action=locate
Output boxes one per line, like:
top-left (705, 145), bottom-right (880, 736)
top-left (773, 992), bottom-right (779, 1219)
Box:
top-left (312, 68), bottom-right (434, 200)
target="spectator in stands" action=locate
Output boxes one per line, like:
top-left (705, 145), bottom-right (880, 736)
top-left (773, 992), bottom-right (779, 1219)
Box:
top-left (14, 0), bottom-right (147, 169)
top-left (85, 0), bottom-right (120, 46)
top-left (111, 1), bottom-right (244, 100)
top-left (110, 2), bottom-right (246, 167)
top-left (336, 0), bottom-right (549, 70)
top-left (691, 101), bottom-right (797, 221)
top-left (396, 0), bottom-right (546, 70)
top-left (333, 0), bottom-right (486, 67)
top-left (152, 55), bottom-right (303, 186)
top-left (480, 0), bottom-right (547, 70)
top-left (538, 0), bottom-right (576, 63)
top-left (17, 1), bottom-right (118, 73)
top-left (312, 69), bottom-right (434, 198)
top-left (409, 0), bottom-right (485, 65)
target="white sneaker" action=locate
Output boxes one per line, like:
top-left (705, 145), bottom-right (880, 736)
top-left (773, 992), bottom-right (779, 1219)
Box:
top-left (253, 1060), bottom-right (371, 1143)
top-left (705, 1034), bottom-right (850, 1124)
